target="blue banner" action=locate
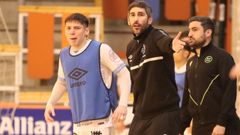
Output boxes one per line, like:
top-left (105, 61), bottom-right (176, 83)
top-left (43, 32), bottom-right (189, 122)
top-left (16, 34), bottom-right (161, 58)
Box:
top-left (0, 107), bottom-right (72, 135)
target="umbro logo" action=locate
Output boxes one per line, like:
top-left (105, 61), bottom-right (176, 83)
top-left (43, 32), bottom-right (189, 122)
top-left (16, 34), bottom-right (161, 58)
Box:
top-left (68, 68), bottom-right (87, 80)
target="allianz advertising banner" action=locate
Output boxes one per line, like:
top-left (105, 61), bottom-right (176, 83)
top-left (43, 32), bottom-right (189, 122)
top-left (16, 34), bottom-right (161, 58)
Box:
top-left (0, 105), bottom-right (72, 135)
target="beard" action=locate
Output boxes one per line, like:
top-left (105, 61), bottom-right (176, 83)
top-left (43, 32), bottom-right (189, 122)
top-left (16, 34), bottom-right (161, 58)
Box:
top-left (189, 37), bottom-right (206, 49)
top-left (131, 22), bottom-right (149, 36)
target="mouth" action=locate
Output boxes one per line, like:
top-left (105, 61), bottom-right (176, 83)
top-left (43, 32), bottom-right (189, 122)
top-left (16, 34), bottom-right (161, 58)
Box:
top-left (69, 38), bottom-right (77, 41)
top-left (133, 26), bottom-right (141, 32)
top-left (133, 27), bottom-right (140, 31)
top-left (188, 38), bottom-right (194, 43)
top-left (133, 23), bottom-right (141, 29)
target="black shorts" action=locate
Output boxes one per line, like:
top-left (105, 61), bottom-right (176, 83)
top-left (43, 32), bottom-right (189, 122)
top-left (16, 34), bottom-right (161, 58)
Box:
top-left (128, 110), bottom-right (180, 135)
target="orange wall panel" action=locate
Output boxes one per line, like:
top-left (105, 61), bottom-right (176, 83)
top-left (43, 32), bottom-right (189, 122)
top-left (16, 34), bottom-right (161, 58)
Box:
top-left (196, 0), bottom-right (211, 16)
top-left (27, 13), bottom-right (54, 79)
top-left (103, 0), bottom-right (128, 19)
top-left (165, 0), bottom-right (191, 20)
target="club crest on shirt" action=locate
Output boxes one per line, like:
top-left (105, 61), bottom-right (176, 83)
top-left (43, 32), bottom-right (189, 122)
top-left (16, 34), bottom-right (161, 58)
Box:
top-left (141, 44), bottom-right (146, 58)
top-left (204, 56), bottom-right (213, 63)
top-left (128, 55), bottom-right (133, 62)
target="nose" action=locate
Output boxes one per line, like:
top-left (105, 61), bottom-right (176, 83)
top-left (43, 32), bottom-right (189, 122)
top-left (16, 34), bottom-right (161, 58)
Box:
top-left (132, 16), bottom-right (139, 22)
top-left (68, 29), bottom-right (75, 35)
top-left (188, 31), bottom-right (193, 37)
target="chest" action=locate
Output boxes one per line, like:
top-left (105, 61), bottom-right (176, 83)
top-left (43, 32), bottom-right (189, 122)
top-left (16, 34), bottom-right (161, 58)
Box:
top-left (127, 40), bottom-right (160, 66)
top-left (187, 54), bottom-right (219, 79)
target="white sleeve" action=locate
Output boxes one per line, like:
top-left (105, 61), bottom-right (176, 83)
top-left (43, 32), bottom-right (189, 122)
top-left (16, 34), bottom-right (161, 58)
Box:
top-left (116, 67), bottom-right (131, 107)
top-left (100, 44), bottom-right (131, 107)
top-left (100, 44), bottom-right (125, 73)
top-left (58, 59), bottom-right (65, 80)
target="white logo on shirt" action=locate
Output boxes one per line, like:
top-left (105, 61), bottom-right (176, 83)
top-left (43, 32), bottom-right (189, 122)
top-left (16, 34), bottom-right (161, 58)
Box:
top-left (141, 44), bottom-right (146, 58)
top-left (128, 55), bottom-right (133, 62)
top-left (204, 56), bottom-right (213, 63)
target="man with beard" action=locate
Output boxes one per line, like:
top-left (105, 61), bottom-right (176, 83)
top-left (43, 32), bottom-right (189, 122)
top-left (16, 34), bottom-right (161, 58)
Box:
top-left (180, 16), bottom-right (239, 135)
top-left (126, 1), bottom-right (186, 135)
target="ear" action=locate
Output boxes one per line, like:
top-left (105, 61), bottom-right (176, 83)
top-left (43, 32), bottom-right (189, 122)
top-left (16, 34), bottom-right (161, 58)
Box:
top-left (127, 17), bottom-right (130, 26)
top-left (148, 16), bottom-right (153, 25)
top-left (85, 27), bottom-right (90, 36)
top-left (205, 29), bottom-right (212, 37)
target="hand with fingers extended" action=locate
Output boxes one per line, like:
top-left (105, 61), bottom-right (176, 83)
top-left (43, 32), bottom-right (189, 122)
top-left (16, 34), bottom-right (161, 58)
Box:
top-left (44, 104), bottom-right (56, 123)
top-left (172, 32), bottom-right (186, 53)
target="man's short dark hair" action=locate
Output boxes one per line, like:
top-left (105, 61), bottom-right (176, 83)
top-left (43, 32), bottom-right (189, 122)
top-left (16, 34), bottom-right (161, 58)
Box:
top-left (128, 1), bottom-right (152, 18)
top-left (65, 13), bottom-right (89, 27)
top-left (188, 16), bottom-right (215, 36)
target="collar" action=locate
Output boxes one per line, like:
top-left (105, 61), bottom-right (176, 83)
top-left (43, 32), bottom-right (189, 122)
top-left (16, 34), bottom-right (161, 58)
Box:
top-left (70, 39), bottom-right (91, 55)
top-left (199, 41), bottom-right (213, 56)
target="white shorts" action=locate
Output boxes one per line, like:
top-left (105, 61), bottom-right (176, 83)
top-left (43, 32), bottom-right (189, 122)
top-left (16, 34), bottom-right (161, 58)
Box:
top-left (73, 118), bottom-right (112, 135)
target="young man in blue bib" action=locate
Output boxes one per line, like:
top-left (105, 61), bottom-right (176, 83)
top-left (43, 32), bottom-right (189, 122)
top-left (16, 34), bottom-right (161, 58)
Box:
top-left (44, 13), bottom-right (131, 135)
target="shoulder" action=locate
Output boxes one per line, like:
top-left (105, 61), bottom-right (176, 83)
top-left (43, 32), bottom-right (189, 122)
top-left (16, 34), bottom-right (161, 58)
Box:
top-left (62, 46), bottom-right (70, 51)
top-left (150, 27), bottom-right (170, 38)
top-left (60, 46), bottom-right (70, 54)
top-left (151, 28), bottom-right (172, 43)
top-left (100, 43), bottom-right (113, 52)
top-left (89, 40), bottom-right (102, 47)
top-left (213, 45), bottom-right (233, 59)
top-left (210, 46), bottom-right (235, 65)
top-left (155, 29), bottom-right (170, 37)
top-left (100, 43), bottom-right (119, 58)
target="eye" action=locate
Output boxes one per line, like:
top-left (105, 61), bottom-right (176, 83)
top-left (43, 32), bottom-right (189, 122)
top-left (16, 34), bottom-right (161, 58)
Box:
top-left (129, 13), bottom-right (135, 17)
top-left (190, 27), bottom-right (198, 32)
top-left (192, 29), bottom-right (197, 32)
top-left (65, 26), bottom-right (71, 30)
top-left (138, 12), bottom-right (145, 16)
top-left (74, 26), bottom-right (81, 30)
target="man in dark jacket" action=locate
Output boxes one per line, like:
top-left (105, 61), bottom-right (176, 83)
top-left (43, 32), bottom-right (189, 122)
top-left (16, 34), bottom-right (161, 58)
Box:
top-left (126, 1), bottom-right (186, 135)
top-left (180, 16), bottom-right (239, 135)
